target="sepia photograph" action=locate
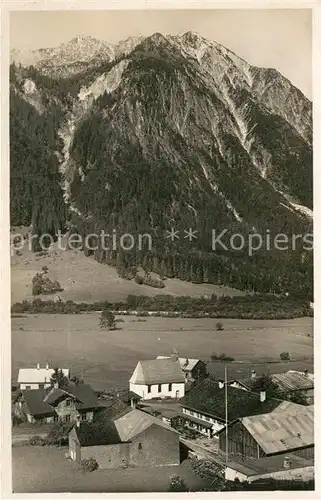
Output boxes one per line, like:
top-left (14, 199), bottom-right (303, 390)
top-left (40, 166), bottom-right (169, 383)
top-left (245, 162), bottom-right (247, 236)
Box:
top-left (7, 5), bottom-right (314, 494)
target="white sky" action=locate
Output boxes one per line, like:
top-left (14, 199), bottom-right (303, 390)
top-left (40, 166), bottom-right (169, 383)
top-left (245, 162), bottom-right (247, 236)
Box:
top-left (10, 9), bottom-right (312, 98)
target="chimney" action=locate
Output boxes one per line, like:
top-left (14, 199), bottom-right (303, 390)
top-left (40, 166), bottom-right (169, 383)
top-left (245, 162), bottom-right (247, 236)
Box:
top-left (260, 391), bottom-right (266, 402)
top-left (304, 369), bottom-right (309, 377)
top-left (36, 362), bottom-right (40, 370)
top-left (76, 415), bottom-right (81, 427)
top-left (46, 362), bottom-right (49, 370)
top-left (54, 382), bottom-right (59, 389)
top-left (251, 370), bottom-right (256, 379)
top-left (283, 456), bottom-right (291, 469)
top-left (218, 380), bottom-right (224, 389)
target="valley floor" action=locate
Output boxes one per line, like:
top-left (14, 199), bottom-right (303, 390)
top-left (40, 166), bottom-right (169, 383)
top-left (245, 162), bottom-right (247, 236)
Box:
top-left (12, 313), bottom-right (313, 390)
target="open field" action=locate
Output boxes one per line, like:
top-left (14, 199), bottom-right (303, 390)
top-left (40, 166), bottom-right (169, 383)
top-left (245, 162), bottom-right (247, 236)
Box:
top-left (11, 233), bottom-right (245, 304)
top-left (12, 446), bottom-right (208, 493)
top-left (12, 313), bottom-right (313, 390)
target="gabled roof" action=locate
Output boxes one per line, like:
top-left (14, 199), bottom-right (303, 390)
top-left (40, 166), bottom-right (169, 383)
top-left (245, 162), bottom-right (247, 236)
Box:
top-left (234, 371), bottom-right (314, 393)
top-left (114, 408), bottom-right (179, 441)
top-left (129, 358), bottom-right (185, 385)
top-left (22, 384), bottom-right (98, 416)
top-left (157, 356), bottom-right (203, 371)
top-left (23, 389), bottom-right (57, 417)
top-left (43, 388), bottom-right (73, 405)
top-left (180, 378), bottom-right (281, 422)
top-left (18, 368), bottom-right (70, 384)
top-left (74, 421), bottom-right (121, 447)
top-left (67, 384), bottom-right (98, 410)
top-left (287, 370), bottom-right (314, 382)
top-left (240, 405), bottom-right (314, 455)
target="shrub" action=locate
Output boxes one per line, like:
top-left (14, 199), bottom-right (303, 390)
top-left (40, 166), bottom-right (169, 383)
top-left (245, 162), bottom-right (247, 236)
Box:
top-left (280, 351), bottom-right (290, 361)
top-left (210, 352), bottom-right (235, 362)
top-left (99, 309), bottom-right (116, 330)
top-left (216, 322), bottom-right (224, 331)
top-left (81, 457), bottom-right (99, 472)
top-left (168, 474), bottom-right (188, 492)
top-left (29, 435), bottom-right (46, 446)
top-left (12, 414), bottom-right (23, 427)
top-left (41, 265), bottom-right (49, 273)
top-left (140, 275), bottom-right (165, 289)
top-left (45, 422), bottom-right (73, 446)
top-left (32, 272), bottom-right (63, 295)
top-left (190, 459), bottom-right (225, 490)
top-left (135, 274), bottom-right (143, 284)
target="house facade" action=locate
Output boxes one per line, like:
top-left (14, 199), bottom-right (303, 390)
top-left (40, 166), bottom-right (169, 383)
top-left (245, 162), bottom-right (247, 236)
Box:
top-left (17, 363), bottom-right (70, 390)
top-left (69, 408), bottom-right (180, 469)
top-left (179, 378), bottom-right (285, 439)
top-left (180, 406), bottom-right (224, 438)
top-left (129, 358), bottom-right (185, 400)
top-left (18, 384), bottom-right (98, 424)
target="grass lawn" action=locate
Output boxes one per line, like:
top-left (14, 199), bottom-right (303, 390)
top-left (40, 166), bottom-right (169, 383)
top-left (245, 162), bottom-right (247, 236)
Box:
top-left (12, 313), bottom-right (313, 390)
top-left (12, 445), bottom-right (209, 493)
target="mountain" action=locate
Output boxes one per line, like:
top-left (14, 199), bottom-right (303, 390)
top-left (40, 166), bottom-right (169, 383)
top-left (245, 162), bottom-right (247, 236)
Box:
top-left (11, 36), bottom-right (115, 78)
top-left (10, 32), bottom-right (313, 297)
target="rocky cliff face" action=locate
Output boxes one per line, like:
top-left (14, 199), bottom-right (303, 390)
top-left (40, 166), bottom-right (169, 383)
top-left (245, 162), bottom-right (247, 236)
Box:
top-left (10, 32), bottom-right (313, 295)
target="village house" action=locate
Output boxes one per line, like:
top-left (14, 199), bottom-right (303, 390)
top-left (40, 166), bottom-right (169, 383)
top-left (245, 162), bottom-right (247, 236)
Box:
top-left (156, 355), bottom-right (207, 382)
top-left (17, 383), bottom-right (98, 423)
top-left (17, 363), bottom-right (70, 390)
top-left (217, 401), bottom-right (314, 460)
top-left (69, 408), bottom-right (180, 468)
top-left (179, 378), bottom-right (289, 438)
top-left (129, 358), bottom-right (185, 400)
top-left (230, 369), bottom-right (314, 404)
top-left (225, 453), bottom-right (314, 483)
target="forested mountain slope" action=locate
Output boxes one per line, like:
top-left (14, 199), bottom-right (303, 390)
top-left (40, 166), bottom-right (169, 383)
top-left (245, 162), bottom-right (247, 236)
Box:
top-left (10, 32), bottom-right (313, 297)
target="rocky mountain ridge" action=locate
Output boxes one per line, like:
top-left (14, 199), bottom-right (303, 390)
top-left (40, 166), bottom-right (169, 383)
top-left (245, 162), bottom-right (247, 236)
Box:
top-left (10, 32), bottom-right (313, 296)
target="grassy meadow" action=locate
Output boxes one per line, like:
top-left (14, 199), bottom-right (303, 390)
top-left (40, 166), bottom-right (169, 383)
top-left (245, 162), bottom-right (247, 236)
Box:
top-left (12, 313), bottom-right (313, 390)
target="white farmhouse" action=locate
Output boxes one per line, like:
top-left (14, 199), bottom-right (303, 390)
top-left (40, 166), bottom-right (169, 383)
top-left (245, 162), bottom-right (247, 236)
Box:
top-left (129, 358), bottom-right (185, 400)
top-left (17, 363), bottom-right (70, 390)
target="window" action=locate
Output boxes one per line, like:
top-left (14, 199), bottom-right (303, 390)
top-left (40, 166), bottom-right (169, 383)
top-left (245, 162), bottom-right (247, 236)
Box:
top-left (168, 383), bottom-right (172, 391)
top-left (65, 415), bottom-right (71, 422)
top-left (39, 384), bottom-right (44, 389)
top-left (65, 399), bottom-right (71, 407)
top-left (138, 443), bottom-right (142, 450)
top-left (54, 415), bottom-right (58, 422)
top-left (147, 385), bottom-right (152, 393)
top-left (25, 386), bottom-right (31, 390)
top-left (158, 384), bottom-right (162, 393)
top-left (81, 413), bottom-right (87, 421)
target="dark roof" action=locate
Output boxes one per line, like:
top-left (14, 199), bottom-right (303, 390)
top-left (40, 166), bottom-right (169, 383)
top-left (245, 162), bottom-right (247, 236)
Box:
top-left (114, 389), bottom-right (142, 403)
top-left (43, 388), bottom-right (72, 405)
top-left (74, 421), bottom-right (122, 447)
top-left (22, 384), bottom-right (98, 416)
top-left (66, 384), bottom-right (98, 410)
top-left (235, 371), bottom-right (314, 393)
top-left (23, 389), bottom-right (56, 417)
top-left (180, 379), bottom-right (281, 422)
